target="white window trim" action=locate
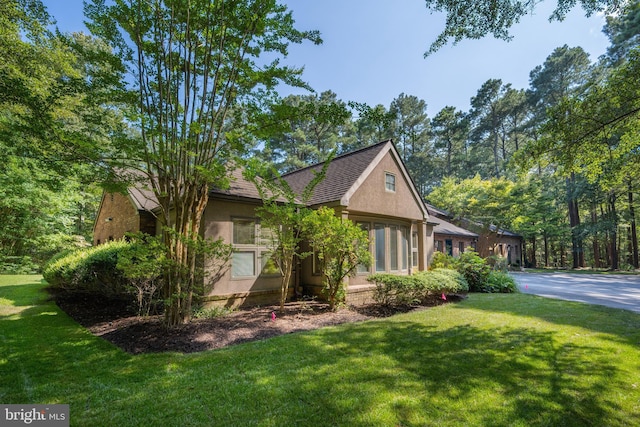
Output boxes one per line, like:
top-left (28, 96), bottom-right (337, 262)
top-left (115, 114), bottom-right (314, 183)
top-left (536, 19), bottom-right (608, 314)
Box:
top-left (385, 172), bottom-right (396, 193)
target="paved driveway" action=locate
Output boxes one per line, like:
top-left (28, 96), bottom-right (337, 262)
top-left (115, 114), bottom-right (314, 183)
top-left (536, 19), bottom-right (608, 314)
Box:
top-left (512, 272), bottom-right (640, 313)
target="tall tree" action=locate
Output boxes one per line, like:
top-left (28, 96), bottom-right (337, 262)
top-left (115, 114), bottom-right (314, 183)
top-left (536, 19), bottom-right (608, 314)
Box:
top-left (85, 0), bottom-right (321, 325)
top-left (431, 106), bottom-right (469, 178)
top-left (603, 0), bottom-right (640, 64)
top-left (469, 79), bottom-right (510, 177)
top-left (526, 45), bottom-right (592, 268)
top-left (258, 91), bottom-right (352, 173)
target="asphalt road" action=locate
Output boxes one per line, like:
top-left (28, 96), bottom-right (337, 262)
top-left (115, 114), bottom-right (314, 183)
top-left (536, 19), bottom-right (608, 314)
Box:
top-left (512, 272), bottom-right (640, 313)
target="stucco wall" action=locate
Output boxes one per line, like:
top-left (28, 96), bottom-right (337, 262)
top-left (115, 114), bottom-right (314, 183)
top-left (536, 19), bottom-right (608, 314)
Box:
top-left (201, 198), bottom-right (288, 306)
top-left (347, 153), bottom-right (424, 221)
top-left (93, 192), bottom-right (140, 245)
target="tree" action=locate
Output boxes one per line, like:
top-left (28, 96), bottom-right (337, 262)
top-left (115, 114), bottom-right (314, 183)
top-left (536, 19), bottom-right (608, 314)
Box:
top-left (302, 207), bottom-right (371, 311)
top-left (244, 156), bottom-right (331, 312)
top-left (603, 0), bottom-right (640, 64)
top-left (85, 0), bottom-right (321, 326)
top-left (423, 0), bottom-right (624, 55)
top-left (431, 106), bottom-right (469, 179)
top-left (469, 79), bottom-right (509, 177)
top-left (257, 91), bottom-right (352, 173)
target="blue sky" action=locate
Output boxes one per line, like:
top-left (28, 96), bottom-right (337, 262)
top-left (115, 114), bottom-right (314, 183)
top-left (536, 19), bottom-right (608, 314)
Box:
top-left (42, 0), bottom-right (610, 116)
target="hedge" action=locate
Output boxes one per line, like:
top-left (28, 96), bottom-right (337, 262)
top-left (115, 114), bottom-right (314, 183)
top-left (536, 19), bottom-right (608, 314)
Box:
top-left (368, 268), bottom-right (469, 306)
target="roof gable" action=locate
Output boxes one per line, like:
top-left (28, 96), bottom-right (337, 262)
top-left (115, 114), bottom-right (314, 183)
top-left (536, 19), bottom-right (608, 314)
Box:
top-left (282, 140), bottom-right (428, 218)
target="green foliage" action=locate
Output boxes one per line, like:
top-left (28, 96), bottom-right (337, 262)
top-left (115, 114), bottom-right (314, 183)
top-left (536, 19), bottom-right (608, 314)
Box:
top-left (430, 251), bottom-right (454, 269)
top-left (368, 268), bottom-right (468, 306)
top-left (484, 271), bottom-right (519, 293)
top-left (423, 0), bottom-right (623, 55)
top-left (192, 305), bottom-right (236, 319)
top-left (115, 234), bottom-right (165, 316)
top-left (303, 207), bottom-right (371, 310)
top-left (43, 240), bottom-right (129, 295)
top-left (455, 250), bottom-right (492, 292)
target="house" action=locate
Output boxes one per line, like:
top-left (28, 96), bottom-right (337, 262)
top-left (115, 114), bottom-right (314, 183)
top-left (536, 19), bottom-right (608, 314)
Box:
top-left (93, 140), bottom-right (436, 307)
top-left (426, 203), bottom-right (523, 267)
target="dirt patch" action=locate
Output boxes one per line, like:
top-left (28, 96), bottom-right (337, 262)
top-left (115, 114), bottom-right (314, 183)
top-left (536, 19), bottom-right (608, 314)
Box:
top-left (53, 290), bottom-right (461, 354)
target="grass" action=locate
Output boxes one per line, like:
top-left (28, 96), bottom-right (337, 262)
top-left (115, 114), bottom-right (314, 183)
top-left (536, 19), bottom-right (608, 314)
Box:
top-left (1, 275), bottom-right (640, 426)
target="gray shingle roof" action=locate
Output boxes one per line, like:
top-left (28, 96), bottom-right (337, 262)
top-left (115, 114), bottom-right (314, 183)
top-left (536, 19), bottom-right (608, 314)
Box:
top-left (433, 217), bottom-right (479, 238)
top-left (210, 167), bottom-right (290, 203)
top-left (281, 140), bottom-right (390, 206)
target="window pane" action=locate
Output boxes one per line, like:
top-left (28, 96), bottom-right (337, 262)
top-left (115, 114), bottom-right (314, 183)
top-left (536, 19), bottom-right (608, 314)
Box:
top-left (412, 232), bottom-right (418, 249)
top-left (385, 173), bottom-right (396, 192)
top-left (259, 225), bottom-right (276, 247)
top-left (390, 226), bottom-right (398, 271)
top-left (375, 225), bottom-right (386, 272)
top-left (233, 219), bottom-right (255, 244)
top-left (357, 222), bottom-right (370, 273)
top-left (412, 252), bottom-right (418, 268)
top-left (232, 251), bottom-right (255, 277)
top-left (401, 228), bottom-right (408, 270)
top-left (260, 251), bottom-right (279, 275)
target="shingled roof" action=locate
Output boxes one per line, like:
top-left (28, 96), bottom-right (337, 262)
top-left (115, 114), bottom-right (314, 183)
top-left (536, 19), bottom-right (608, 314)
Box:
top-left (282, 140), bottom-right (396, 207)
top-left (432, 217), bottom-right (479, 238)
top-left (210, 167), bottom-right (291, 203)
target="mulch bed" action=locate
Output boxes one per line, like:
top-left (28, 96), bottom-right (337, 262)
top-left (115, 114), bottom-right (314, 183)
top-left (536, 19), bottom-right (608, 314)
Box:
top-left (52, 290), bottom-right (461, 354)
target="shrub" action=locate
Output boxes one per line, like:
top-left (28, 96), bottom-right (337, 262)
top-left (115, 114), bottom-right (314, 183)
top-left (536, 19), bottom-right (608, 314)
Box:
top-left (455, 250), bottom-right (491, 292)
top-left (43, 238), bottom-right (165, 315)
top-left (0, 256), bottom-right (40, 274)
top-left (43, 241), bottom-right (129, 295)
top-left (486, 255), bottom-right (509, 272)
top-left (483, 271), bottom-right (518, 293)
top-left (368, 268), bottom-right (468, 306)
top-left (430, 251), bottom-right (454, 269)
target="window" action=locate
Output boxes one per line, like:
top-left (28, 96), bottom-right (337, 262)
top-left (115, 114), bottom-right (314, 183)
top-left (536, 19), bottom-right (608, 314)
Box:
top-left (459, 241), bottom-right (465, 256)
top-left (436, 240), bottom-right (444, 253)
top-left (385, 172), bottom-right (396, 192)
top-left (445, 239), bottom-right (453, 256)
top-left (390, 226), bottom-right (398, 271)
top-left (411, 231), bottom-right (419, 268)
top-left (375, 224), bottom-right (386, 272)
top-left (231, 218), bottom-right (279, 278)
top-left (401, 227), bottom-right (408, 270)
top-left (233, 219), bottom-right (255, 245)
top-left (232, 251), bottom-right (255, 277)
top-left (261, 251), bottom-right (279, 275)
top-left (357, 222), bottom-right (371, 274)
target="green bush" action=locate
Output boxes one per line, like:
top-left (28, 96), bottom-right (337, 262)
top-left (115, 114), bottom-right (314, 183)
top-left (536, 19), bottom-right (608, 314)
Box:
top-left (0, 256), bottom-right (40, 274)
top-left (430, 251), bottom-right (454, 269)
top-left (483, 271), bottom-right (518, 293)
top-left (368, 268), bottom-right (468, 306)
top-left (43, 241), bottom-right (129, 295)
top-left (454, 251), bottom-right (491, 292)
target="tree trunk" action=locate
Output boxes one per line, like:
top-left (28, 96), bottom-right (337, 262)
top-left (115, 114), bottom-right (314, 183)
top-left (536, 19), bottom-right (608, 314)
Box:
top-left (543, 231), bottom-right (549, 267)
top-left (629, 181), bottom-right (639, 269)
top-left (591, 205), bottom-right (600, 269)
top-left (567, 174), bottom-right (584, 269)
top-left (609, 191), bottom-right (619, 270)
top-left (531, 236), bottom-right (537, 268)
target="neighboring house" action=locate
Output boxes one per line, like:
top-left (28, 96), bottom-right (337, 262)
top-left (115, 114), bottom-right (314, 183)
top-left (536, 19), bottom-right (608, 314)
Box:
top-left (93, 140), bottom-right (436, 307)
top-left (426, 203), bottom-right (524, 267)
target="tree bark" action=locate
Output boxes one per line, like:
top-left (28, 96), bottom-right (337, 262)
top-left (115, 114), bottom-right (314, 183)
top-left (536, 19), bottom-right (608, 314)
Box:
top-left (567, 174), bottom-right (584, 268)
top-left (609, 191), bottom-right (619, 270)
top-left (591, 204), bottom-right (600, 269)
top-left (629, 181), bottom-right (639, 269)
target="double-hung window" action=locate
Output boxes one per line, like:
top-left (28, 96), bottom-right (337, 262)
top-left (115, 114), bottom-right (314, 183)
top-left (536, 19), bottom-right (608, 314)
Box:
top-left (231, 218), bottom-right (279, 278)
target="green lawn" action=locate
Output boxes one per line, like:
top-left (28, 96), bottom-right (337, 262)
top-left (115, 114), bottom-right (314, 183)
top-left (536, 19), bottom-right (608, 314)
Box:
top-left (1, 275), bottom-right (639, 426)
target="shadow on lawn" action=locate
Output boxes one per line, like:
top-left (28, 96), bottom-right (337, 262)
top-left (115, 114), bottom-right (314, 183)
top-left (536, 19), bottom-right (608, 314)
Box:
top-left (1, 281), bottom-right (636, 426)
top-left (457, 293), bottom-right (640, 348)
top-left (261, 320), bottom-right (626, 426)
